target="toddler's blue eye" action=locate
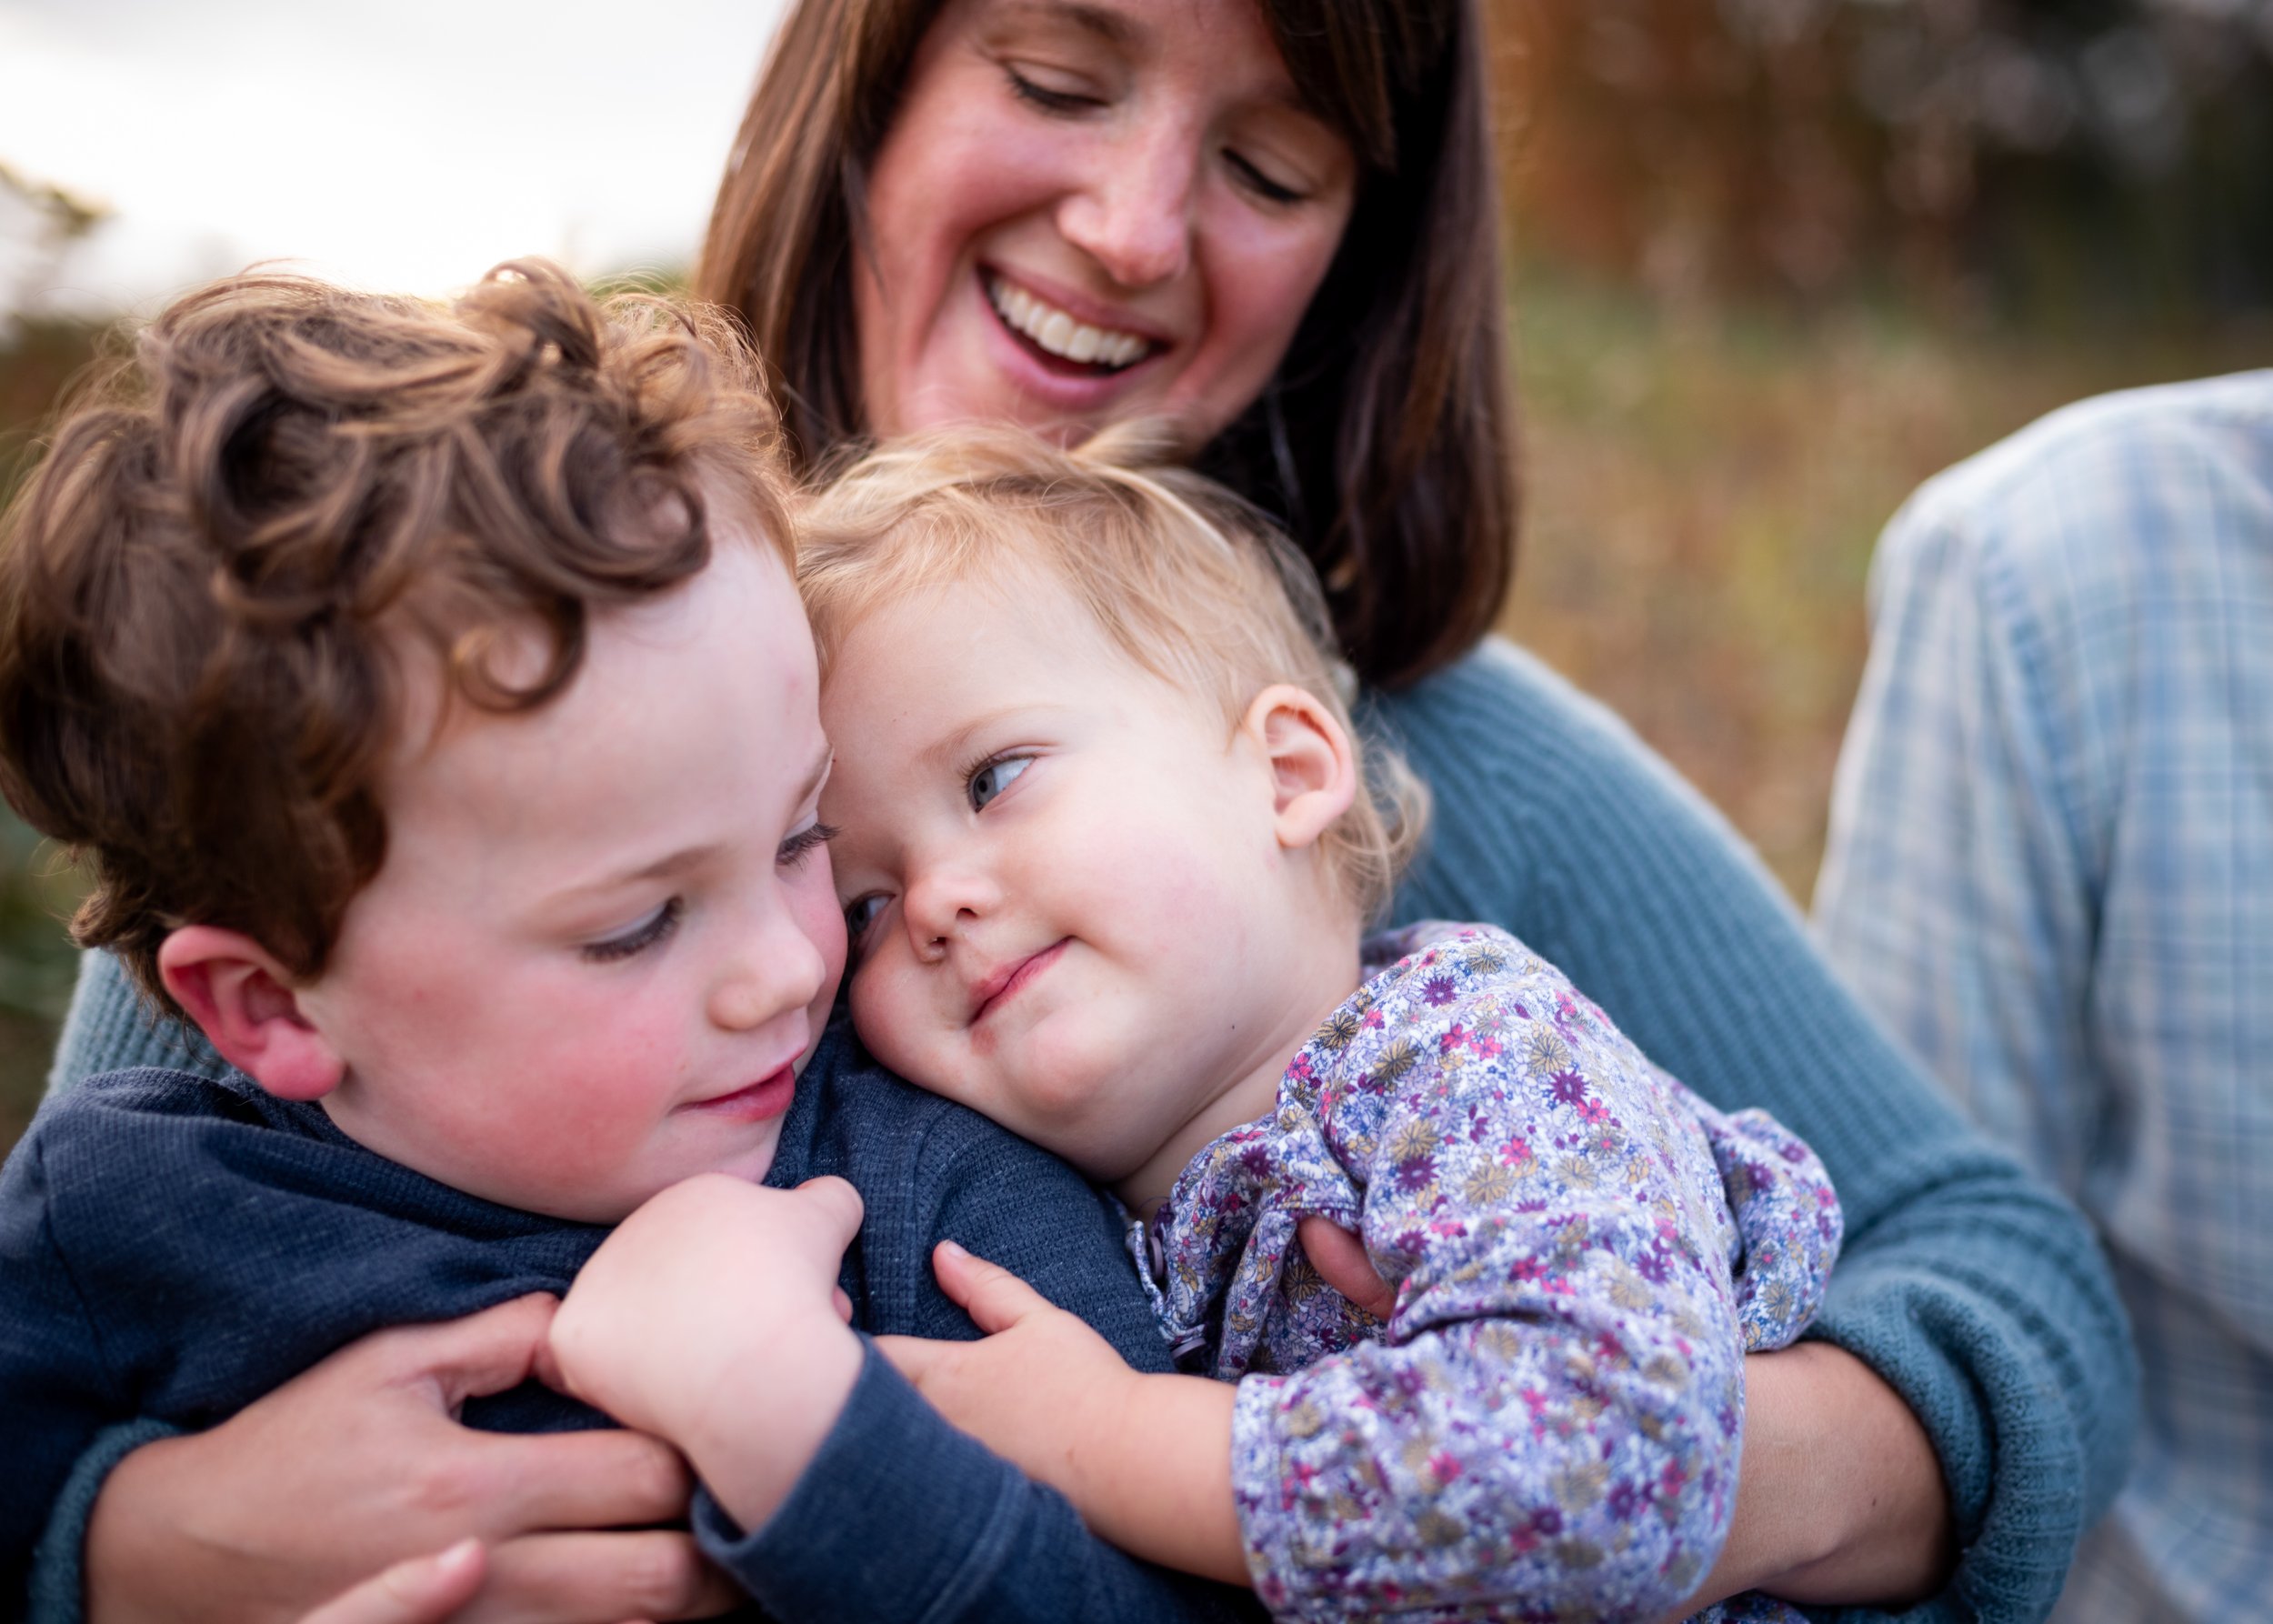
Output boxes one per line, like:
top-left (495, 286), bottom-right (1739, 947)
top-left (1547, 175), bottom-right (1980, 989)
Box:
top-left (967, 756), bottom-right (1031, 811)
top-left (844, 893), bottom-right (888, 941)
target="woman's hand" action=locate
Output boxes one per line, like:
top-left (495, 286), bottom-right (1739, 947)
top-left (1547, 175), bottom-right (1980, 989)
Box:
top-left (1297, 1217), bottom-right (1957, 1615)
top-left (877, 1241), bottom-right (1247, 1586)
top-left (1670, 1339), bottom-right (1956, 1616)
top-left (85, 1294), bottom-right (739, 1624)
top-left (296, 1542), bottom-right (486, 1624)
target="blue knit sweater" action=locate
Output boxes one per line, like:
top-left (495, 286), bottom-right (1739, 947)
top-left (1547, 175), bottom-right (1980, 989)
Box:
top-left (35, 639), bottom-right (2136, 1623)
top-left (4, 1021), bottom-right (1256, 1624)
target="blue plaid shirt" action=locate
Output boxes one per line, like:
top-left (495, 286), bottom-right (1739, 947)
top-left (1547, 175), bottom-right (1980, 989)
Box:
top-left (1816, 371), bottom-right (2273, 1624)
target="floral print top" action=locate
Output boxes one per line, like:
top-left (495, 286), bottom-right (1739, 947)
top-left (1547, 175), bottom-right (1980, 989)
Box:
top-left (1131, 923), bottom-right (1841, 1623)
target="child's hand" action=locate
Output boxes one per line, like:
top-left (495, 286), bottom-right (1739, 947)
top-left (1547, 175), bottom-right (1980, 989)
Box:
top-left (548, 1173), bottom-right (866, 1531)
top-left (1294, 1214), bottom-right (1397, 1320)
top-left (877, 1242), bottom-right (1248, 1585)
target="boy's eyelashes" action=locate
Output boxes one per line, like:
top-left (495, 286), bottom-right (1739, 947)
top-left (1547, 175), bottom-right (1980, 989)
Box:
top-left (575, 822), bottom-right (838, 967)
top-left (582, 897), bottom-right (683, 964)
top-left (778, 819), bottom-right (840, 868)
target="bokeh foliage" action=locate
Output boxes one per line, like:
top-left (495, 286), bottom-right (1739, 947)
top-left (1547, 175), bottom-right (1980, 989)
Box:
top-left (1495, 0), bottom-right (2273, 319)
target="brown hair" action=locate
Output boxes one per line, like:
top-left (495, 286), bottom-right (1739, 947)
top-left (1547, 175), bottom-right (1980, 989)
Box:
top-left (0, 260), bottom-right (792, 1011)
top-left (798, 421), bottom-right (1427, 924)
top-left (696, 0), bottom-right (1515, 690)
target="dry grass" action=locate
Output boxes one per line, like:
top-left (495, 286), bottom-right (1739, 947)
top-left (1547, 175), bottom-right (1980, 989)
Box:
top-left (1502, 265), bottom-right (2271, 899)
top-left (1, 276), bottom-right (2268, 1153)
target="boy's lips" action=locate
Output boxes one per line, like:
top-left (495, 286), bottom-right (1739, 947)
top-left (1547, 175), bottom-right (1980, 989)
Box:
top-left (969, 938), bottom-right (1069, 1025)
top-left (679, 1065), bottom-right (797, 1123)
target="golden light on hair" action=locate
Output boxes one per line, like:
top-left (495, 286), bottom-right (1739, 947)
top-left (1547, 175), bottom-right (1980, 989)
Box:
top-left (797, 421), bottom-right (1429, 924)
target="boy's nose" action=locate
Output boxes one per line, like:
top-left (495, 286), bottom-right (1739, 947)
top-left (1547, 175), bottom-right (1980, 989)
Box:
top-left (708, 915), bottom-right (826, 1031)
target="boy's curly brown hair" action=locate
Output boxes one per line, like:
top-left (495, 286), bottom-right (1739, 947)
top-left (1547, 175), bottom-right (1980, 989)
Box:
top-left (0, 259), bottom-right (792, 1012)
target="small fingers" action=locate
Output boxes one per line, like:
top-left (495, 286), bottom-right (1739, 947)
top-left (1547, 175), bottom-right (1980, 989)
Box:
top-left (298, 1540), bottom-right (486, 1624)
top-left (931, 1239), bottom-right (1050, 1333)
top-left (832, 1286), bottom-right (854, 1324)
top-left (793, 1175), bottom-right (865, 1242)
top-left (1296, 1215), bottom-right (1397, 1320)
top-left (871, 1334), bottom-right (936, 1384)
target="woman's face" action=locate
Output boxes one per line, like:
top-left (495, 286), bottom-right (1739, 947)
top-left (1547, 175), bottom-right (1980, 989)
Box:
top-left (855, 0), bottom-right (1357, 445)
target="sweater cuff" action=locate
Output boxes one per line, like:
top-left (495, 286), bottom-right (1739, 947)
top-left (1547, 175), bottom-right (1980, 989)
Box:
top-left (28, 1418), bottom-right (181, 1624)
top-left (694, 1340), bottom-right (1033, 1624)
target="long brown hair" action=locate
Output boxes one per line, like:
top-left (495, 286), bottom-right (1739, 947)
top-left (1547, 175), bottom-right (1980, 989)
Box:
top-left (696, 0), bottom-right (1516, 688)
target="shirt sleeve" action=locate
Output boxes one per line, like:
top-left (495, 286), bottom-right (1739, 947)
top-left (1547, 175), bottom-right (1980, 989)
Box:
top-left (1372, 641), bottom-right (2138, 1624)
top-left (0, 1128), bottom-right (134, 1618)
top-left (703, 1344), bottom-right (1260, 1624)
top-left (1816, 379), bottom-right (2273, 1613)
top-left (1812, 477), bottom-right (2104, 1197)
top-left (46, 948), bottom-right (225, 1098)
top-left (1226, 951), bottom-right (1837, 1623)
top-left (730, 1079), bottom-right (1262, 1624)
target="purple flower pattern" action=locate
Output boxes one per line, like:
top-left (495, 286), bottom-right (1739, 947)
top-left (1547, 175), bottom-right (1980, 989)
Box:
top-left (1132, 924), bottom-right (1841, 1623)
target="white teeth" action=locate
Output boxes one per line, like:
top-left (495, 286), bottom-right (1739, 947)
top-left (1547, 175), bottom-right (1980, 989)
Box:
top-left (986, 275), bottom-right (1152, 370)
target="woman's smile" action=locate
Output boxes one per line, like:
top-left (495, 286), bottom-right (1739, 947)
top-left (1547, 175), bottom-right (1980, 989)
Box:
top-left (853, 0), bottom-right (1356, 443)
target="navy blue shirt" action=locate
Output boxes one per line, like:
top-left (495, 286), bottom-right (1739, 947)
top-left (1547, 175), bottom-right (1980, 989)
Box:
top-left (0, 1017), bottom-right (1257, 1624)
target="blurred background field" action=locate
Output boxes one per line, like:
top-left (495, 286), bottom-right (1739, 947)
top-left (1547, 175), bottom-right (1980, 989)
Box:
top-left (4, 0), bottom-right (2270, 1153)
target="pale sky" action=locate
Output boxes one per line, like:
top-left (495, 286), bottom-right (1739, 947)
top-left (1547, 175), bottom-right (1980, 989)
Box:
top-left (0, 0), bottom-right (790, 317)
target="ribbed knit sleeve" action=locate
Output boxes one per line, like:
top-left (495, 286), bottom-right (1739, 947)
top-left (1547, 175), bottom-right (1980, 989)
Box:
top-left (47, 948), bottom-right (225, 1094)
top-left (1367, 640), bottom-right (2136, 1624)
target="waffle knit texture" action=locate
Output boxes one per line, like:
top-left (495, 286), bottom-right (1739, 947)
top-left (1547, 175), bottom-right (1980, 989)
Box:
top-left (34, 637), bottom-right (2135, 1623)
top-left (7, 1017), bottom-right (1256, 1624)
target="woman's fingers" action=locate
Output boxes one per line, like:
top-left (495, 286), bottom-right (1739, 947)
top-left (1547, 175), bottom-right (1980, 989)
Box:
top-left (368, 1293), bottom-right (561, 1410)
top-left (1295, 1215), bottom-right (1397, 1320)
top-left (929, 1239), bottom-right (1050, 1332)
top-left (298, 1541), bottom-right (486, 1624)
top-left (466, 1427), bottom-right (696, 1535)
top-left (462, 1532), bottom-right (737, 1624)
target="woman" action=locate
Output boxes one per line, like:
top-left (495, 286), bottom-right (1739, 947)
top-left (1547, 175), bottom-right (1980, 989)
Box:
top-left (46, 1), bottom-right (2133, 1619)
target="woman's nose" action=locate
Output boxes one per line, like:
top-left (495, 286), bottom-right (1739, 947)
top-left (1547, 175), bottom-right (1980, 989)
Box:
top-left (1056, 125), bottom-right (1198, 288)
top-left (708, 902), bottom-right (828, 1031)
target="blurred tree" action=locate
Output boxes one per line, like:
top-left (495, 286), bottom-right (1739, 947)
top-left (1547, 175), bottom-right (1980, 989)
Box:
top-left (1, 159), bottom-right (109, 333)
top-left (1493, 0), bottom-right (2273, 322)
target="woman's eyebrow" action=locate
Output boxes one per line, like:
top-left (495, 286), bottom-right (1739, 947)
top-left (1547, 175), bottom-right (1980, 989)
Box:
top-left (994, 0), bottom-right (1139, 48)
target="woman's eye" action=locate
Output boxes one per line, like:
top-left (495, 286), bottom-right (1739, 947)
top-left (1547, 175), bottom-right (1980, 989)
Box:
top-left (583, 897), bottom-right (682, 964)
top-left (967, 755), bottom-right (1032, 811)
top-left (778, 820), bottom-right (839, 868)
top-left (1226, 149), bottom-right (1306, 206)
top-left (844, 893), bottom-right (888, 942)
top-left (1005, 65), bottom-right (1101, 114)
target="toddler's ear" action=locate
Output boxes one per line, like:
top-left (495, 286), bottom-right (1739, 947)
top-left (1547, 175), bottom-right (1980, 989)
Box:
top-left (1242, 685), bottom-right (1358, 852)
top-left (157, 927), bottom-right (345, 1101)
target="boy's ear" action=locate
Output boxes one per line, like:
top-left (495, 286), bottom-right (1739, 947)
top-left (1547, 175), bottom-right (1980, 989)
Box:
top-left (157, 927), bottom-right (345, 1102)
top-left (1241, 684), bottom-right (1358, 852)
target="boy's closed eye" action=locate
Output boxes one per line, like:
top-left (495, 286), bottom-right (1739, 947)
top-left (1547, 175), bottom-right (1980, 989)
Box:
top-left (583, 898), bottom-right (683, 964)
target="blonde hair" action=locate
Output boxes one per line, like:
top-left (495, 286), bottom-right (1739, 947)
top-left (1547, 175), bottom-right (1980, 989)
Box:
top-left (798, 422), bottom-right (1428, 924)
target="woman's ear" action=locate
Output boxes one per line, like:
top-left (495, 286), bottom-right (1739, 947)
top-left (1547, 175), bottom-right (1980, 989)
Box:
top-left (157, 927), bottom-right (345, 1101)
top-left (1241, 684), bottom-right (1358, 852)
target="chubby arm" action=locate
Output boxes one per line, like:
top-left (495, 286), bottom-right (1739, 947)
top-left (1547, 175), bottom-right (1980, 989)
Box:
top-left (1375, 643), bottom-right (2135, 1619)
top-left (550, 1106), bottom-right (1264, 1624)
